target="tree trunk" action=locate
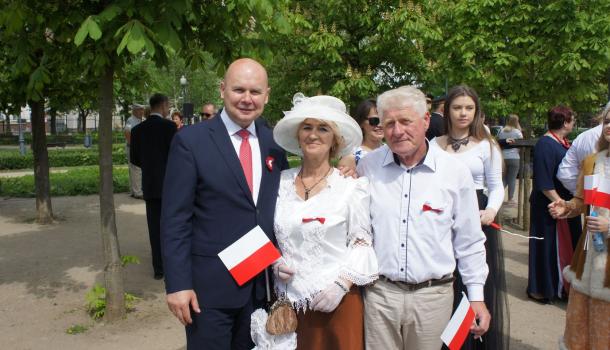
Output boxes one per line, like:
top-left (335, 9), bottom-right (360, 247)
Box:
top-left (50, 109), bottom-right (57, 135)
top-left (29, 99), bottom-right (54, 224)
top-left (4, 112), bottom-right (10, 135)
top-left (98, 65), bottom-right (125, 321)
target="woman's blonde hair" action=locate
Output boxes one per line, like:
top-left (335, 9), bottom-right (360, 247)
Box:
top-left (596, 104), bottom-right (610, 152)
top-left (503, 114), bottom-right (521, 132)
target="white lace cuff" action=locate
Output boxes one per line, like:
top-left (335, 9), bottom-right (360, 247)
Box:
top-left (339, 244), bottom-right (378, 286)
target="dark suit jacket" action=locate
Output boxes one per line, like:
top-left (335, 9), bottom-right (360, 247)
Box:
top-left (161, 115), bottom-right (288, 309)
top-left (130, 114), bottom-right (177, 200)
top-left (426, 112), bottom-right (445, 140)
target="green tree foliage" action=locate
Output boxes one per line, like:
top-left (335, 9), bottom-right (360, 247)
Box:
top-left (423, 0), bottom-right (610, 124)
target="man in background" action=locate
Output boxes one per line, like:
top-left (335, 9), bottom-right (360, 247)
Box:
top-left (124, 104), bottom-right (145, 199)
top-left (201, 103), bottom-right (216, 120)
top-left (426, 94), bottom-right (446, 140)
top-left (130, 93), bottom-right (177, 280)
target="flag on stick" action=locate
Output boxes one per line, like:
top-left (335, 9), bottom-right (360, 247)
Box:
top-left (218, 226), bottom-right (281, 286)
top-left (584, 174), bottom-right (599, 205)
top-left (441, 293), bottom-right (475, 350)
top-left (591, 177), bottom-right (610, 209)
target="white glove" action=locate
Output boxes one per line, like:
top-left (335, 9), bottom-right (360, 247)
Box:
top-left (310, 282), bottom-right (348, 313)
top-left (272, 259), bottom-right (295, 283)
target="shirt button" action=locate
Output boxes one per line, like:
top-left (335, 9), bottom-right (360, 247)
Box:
top-left (401, 243), bottom-right (405, 247)
top-left (400, 268), bottom-right (404, 272)
top-left (404, 194), bottom-right (408, 198)
top-left (402, 219), bottom-right (406, 223)
top-left (406, 169), bottom-right (410, 173)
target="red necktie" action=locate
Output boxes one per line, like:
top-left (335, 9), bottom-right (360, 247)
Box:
top-left (237, 129), bottom-right (253, 193)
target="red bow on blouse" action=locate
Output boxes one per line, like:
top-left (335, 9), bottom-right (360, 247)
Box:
top-left (422, 204), bottom-right (443, 213)
top-left (302, 217), bottom-right (326, 224)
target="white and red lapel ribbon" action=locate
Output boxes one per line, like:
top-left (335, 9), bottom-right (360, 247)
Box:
top-left (302, 217), bottom-right (325, 224)
top-left (422, 203), bottom-right (443, 213)
top-left (218, 226), bottom-right (281, 286)
top-left (441, 292), bottom-right (475, 350)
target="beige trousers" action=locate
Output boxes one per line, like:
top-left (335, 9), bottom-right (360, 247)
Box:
top-left (126, 145), bottom-right (142, 197)
top-left (364, 279), bottom-right (453, 350)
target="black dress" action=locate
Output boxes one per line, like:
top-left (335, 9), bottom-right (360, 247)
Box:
top-left (528, 136), bottom-right (582, 300)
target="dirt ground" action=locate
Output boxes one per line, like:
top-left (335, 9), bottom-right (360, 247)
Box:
top-left (0, 193), bottom-right (565, 350)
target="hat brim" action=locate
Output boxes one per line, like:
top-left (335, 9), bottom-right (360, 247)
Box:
top-left (273, 105), bottom-right (363, 157)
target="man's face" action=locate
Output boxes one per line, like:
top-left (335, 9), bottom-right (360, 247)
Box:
top-left (220, 62), bottom-right (270, 128)
top-left (133, 108), bottom-right (144, 119)
top-left (382, 107), bottom-right (429, 159)
top-left (202, 105), bottom-right (215, 119)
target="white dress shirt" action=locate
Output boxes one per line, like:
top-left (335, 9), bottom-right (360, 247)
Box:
top-left (357, 144), bottom-right (488, 301)
top-left (557, 124), bottom-right (602, 194)
top-left (274, 168), bottom-right (378, 310)
top-left (220, 109), bottom-right (262, 205)
top-left (430, 139), bottom-right (504, 212)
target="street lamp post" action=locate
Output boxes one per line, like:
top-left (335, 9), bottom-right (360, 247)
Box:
top-left (18, 115), bottom-right (26, 156)
top-left (180, 75), bottom-right (193, 125)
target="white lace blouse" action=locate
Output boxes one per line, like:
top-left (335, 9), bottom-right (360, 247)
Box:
top-left (273, 167), bottom-right (378, 310)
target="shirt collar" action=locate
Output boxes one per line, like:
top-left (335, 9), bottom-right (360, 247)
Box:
top-left (220, 108), bottom-right (257, 137)
top-left (382, 139), bottom-right (436, 172)
top-left (149, 112), bottom-right (163, 118)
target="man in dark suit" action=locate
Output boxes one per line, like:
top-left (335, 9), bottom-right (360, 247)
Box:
top-left (130, 93), bottom-right (177, 280)
top-left (426, 94), bottom-right (446, 140)
top-left (161, 58), bottom-right (289, 350)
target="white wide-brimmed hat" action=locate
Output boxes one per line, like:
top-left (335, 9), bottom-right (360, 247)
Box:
top-left (273, 93), bottom-right (362, 157)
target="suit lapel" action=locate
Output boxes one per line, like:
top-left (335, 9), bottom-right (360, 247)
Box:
top-left (208, 116), bottom-right (255, 206)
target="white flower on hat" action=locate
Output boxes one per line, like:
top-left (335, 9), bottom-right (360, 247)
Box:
top-left (273, 93), bottom-right (362, 157)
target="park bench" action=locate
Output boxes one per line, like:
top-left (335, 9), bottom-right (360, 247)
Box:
top-left (46, 142), bottom-right (66, 148)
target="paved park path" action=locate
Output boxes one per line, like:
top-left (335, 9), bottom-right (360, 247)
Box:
top-left (0, 193), bottom-right (564, 349)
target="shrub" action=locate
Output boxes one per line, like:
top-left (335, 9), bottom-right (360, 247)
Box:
top-left (0, 166), bottom-right (129, 197)
top-left (0, 145), bottom-right (127, 170)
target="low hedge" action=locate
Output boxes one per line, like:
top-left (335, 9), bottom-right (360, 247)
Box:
top-left (0, 145), bottom-right (127, 170)
top-left (0, 166), bottom-right (128, 197)
top-left (0, 132), bottom-right (126, 145)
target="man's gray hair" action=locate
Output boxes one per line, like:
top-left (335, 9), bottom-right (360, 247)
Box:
top-left (377, 86), bottom-right (427, 120)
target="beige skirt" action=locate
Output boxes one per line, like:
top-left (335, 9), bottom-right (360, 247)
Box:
top-left (296, 288), bottom-right (363, 350)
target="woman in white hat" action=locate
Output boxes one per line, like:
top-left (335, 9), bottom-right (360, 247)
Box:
top-left (271, 94), bottom-right (378, 349)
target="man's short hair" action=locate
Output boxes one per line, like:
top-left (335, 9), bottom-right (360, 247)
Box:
top-left (377, 86), bottom-right (427, 119)
top-left (149, 93), bottom-right (169, 110)
top-left (431, 95), bottom-right (446, 111)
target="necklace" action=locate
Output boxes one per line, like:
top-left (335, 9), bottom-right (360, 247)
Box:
top-left (298, 167), bottom-right (332, 200)
top-left (447, 135), bottom-right (470, 151)
top-left (548, 130), bottom-right (570, 149)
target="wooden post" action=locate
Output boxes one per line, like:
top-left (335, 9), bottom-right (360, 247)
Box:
top-left (523, 147), bottom-right (532, 231)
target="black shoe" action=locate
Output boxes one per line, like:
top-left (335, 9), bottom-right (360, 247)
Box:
top-left (527, 291), bottom-right (551, 304)
top-left (154, 272), bottom-right (164, 280)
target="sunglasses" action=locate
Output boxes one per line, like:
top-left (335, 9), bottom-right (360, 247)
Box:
top-left (367, 117), bottom-right (380, 126)
top-left (201, 113), bottom-right (212, 118)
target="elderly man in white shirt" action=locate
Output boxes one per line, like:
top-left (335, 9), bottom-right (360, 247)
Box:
top-left (357, 86), bottom-right (490, 350)
top-left (125, 104), bottom-right (145, 198)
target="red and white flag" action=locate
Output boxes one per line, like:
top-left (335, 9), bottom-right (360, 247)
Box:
top-left (592, 177), bottom-right (610, 209)
top-left (584, 174), bottom-right (599, 205)
top-left (218, 226), bottom-right (281, 286)
top-left (441, 293), bottom-right (475, 350)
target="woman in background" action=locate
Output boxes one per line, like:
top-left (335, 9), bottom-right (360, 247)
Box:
top-left (528, 106), bottom-right (581, 304)
top-left (497, 114), bottom-right (523, 206)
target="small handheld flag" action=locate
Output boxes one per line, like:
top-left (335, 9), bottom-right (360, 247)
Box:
top-left (218, 226), bottom-right (281, 286)
top-left (441, 293), bottom-right (476, 350)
